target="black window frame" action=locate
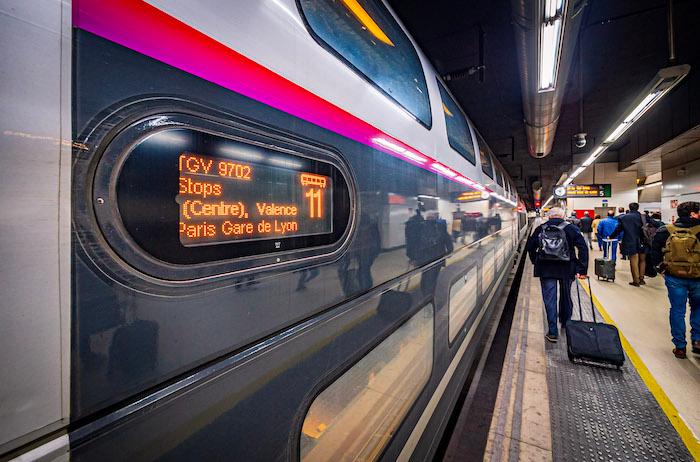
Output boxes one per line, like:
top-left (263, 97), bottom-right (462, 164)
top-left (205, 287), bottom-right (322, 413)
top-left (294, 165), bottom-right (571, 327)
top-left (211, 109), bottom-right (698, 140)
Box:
top-left (436, 78), bottom-right (476, 165)
top-left (296, 0), bottom-right (432, 129)
top-left (476, 132), bottom-right (495, 179)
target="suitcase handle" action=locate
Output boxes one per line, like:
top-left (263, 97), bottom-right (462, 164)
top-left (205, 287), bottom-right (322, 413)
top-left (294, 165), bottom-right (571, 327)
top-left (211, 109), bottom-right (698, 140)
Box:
top-left (575, 276), bottom-right (597, 323)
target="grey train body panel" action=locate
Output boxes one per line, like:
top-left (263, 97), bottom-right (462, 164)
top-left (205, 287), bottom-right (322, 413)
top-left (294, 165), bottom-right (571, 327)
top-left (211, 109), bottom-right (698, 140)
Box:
top-left (0, 0), bottom-right (71, 454)
top-left (66, 32), bottom-right (523, 460)
top-left (1, 2), bottom-right (526, 459)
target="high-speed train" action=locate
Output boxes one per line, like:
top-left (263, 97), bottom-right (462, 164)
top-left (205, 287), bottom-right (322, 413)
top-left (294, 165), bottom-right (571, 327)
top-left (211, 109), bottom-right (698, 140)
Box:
top-left (1, 1), bottom-right (527, 460)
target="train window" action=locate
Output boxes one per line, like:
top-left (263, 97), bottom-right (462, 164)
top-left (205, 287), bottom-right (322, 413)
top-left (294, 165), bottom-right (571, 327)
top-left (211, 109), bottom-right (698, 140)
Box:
top-left (475, 133), bottom-right (495, 179)
top-left (482, 249), bottom-right (495, 290)
top-left (436, 80), bottom-right (475, 165)
top-left (92, 115), bottom-right (353, 280)
top-left (299, 303), bottom-right (433, 461)
top-left (449, 267), bottom-right (477, 343)
top-left (298, 0), bottom-right (431, 127)
top-left (495, 167), bottom-right (504, 187)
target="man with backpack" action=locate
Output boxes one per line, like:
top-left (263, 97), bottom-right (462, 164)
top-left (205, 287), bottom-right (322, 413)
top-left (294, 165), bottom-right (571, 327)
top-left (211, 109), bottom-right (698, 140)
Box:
top-left (651, 202), bottom-right (700, 359)
top-left (527, 207), bottom-right (589, 343)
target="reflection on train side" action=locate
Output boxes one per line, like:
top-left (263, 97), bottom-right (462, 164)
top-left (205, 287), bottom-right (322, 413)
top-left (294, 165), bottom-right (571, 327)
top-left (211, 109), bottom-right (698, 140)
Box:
top-left (76, 187), bottom-right (514, 420)
top-left (300, 304), bottom-right (433, 461)
top-left (448, 267), bottom-right (477, 342)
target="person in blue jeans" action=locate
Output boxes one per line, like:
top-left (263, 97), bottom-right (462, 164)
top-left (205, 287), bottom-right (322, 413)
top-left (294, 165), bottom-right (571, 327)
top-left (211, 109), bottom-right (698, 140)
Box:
top-left (527, 207), bottom-right (589, 342)
top-left (651, 201), bottom-right (700, 359)
top-left (596, 210), bottom-right (621, 261)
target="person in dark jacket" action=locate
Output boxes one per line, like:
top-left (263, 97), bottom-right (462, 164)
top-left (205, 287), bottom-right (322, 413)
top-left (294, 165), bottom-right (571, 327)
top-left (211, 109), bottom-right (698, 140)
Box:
top-left (566, 212), bottom-right (581, 227)
top-left (611, 202), bottom-right (646, 286)
top-left (527, 207), bottom-right (589, 342)
top-left (579, 211), bottom-right (594, 250)
top-left (651, 201), bottom-right (700, 359)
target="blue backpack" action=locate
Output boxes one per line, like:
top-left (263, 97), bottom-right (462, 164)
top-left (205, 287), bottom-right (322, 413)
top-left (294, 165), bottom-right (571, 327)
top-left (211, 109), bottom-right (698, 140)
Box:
top-left (538, 222), bottom-right (571, 261)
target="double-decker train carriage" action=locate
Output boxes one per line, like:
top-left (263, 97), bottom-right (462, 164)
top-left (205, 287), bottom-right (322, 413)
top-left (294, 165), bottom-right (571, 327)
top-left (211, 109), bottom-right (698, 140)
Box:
top-left (0, 0), bottom-right (527, 460)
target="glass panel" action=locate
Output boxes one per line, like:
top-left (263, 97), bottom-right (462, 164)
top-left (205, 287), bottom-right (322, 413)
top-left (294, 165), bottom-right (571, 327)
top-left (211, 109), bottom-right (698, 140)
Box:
top-left (448, 267), bottom-right (477, 342)
top-left (298, 0), bottom-right (431, 127)
top-left (300, 304), bottom-right (434, 462)
top-left (476, 133), bottom-right (494, 179)
top-left (495, 167), bottom-right (503, 187)
top-left (437, 80), bottom-right (475, 165)
top-left (482, 249), bottom-right (495, 290)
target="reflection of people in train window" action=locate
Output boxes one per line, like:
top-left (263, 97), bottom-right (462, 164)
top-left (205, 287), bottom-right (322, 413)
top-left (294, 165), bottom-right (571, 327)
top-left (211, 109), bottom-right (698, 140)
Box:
top-left (338, 213), bottom-right (381, 295)
top-left (296, 267), bottom-right (320, 291)
top-left (476, 216), bottom-right (490, 240)
top-left (419, 211), bottom-right (454, 296)
top-left (405, 207), bottom-right (424, 264)
top-left (452, 207), bottom-right (463, 243)
top-left (489, 213), bottom-right (502, 233)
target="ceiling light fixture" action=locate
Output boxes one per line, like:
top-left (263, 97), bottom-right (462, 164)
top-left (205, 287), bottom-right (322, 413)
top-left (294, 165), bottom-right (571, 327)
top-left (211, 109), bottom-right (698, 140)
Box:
top-left (538, 0), bottom-right (566, 92)
top-left (603, 65), bottom-right (689, 144)
top-left (558, 64), bottom-right (690, 186)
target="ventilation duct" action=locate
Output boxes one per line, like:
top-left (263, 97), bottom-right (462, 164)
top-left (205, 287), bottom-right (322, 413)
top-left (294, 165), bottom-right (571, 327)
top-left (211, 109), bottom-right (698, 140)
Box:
top-left (512, 0), bottom-right (586, 158)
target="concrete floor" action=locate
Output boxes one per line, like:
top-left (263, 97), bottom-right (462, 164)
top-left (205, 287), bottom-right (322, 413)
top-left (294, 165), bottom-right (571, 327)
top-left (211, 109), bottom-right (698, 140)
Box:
top-left (482, 246), bottom-right (700, 461)
top-left (586, 246), bottom-right (700, 442)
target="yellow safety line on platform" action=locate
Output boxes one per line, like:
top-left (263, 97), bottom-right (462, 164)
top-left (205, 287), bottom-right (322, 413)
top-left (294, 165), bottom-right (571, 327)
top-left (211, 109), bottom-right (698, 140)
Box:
top-left (578, 280), bottom-right (700, 460)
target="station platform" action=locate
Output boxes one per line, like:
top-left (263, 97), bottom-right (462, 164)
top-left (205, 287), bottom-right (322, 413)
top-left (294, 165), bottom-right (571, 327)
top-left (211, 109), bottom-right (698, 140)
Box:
top-left (442, 246), bottom-right (700, 461)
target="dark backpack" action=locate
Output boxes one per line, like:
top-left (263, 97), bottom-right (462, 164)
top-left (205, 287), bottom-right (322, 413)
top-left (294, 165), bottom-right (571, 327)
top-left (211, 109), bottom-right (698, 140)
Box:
top-left (641, 217), bottom-right (658, 247)
top-left (538, 222), bottom-right (571, 261)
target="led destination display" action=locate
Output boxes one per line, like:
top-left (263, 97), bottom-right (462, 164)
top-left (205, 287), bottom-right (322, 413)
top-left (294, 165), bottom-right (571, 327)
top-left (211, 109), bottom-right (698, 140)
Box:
top-left (178, 152), bottom-right (332, 246)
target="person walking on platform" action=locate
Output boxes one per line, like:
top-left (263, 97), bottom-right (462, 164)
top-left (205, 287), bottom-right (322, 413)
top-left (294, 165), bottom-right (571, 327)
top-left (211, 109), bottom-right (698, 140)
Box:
top-left (651, 201), bottom-right (700, 359)
top-left (616, 207), bottom-right (628, 260)
top-left (527, 207), bottom-right (589, 343)
top-left (579, 211), bottom-right (594, 250)
top-left (597, 211), bottom-right (620, 261)
top-left (611, 203), bottom-right (646, 286)
top-left (592, 214), bottom-right (603, 251)
top-left (566, 211), bottom-right (580, 227)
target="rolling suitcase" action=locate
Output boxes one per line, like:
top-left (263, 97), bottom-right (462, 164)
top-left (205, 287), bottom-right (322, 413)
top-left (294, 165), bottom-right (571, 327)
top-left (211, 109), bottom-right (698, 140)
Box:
top-left (595, 239), bottom-right (616, 281)
top-left (566, 278), bottom-right (625, 368)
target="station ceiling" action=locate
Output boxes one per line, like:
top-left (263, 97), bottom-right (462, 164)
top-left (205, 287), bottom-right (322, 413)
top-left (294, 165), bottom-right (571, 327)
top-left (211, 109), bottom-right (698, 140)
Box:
top-left (389, 0), bottom-right (700, 206)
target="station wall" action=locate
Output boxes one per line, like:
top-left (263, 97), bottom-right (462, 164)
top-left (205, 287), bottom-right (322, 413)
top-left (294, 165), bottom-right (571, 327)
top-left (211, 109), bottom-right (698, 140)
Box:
top-left (662, 157), bottom-right (700, 223)
top-left (566, 162), bottom-right (637, 215)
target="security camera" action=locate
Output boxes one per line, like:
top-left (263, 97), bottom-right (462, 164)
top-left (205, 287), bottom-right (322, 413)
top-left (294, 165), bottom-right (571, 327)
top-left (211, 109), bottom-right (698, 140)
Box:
top-left (574, 132), bottom-right (587, 148)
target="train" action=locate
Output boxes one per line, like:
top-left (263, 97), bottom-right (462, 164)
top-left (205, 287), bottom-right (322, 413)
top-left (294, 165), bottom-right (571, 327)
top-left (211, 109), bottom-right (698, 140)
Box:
top-left (0, 0), bottom-right (528, 460)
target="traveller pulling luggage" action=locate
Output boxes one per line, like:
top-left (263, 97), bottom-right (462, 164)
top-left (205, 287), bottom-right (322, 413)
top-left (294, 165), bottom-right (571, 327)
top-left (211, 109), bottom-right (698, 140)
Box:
top-left (595, 239), bottom-right (616, 282)
top-left (566, 277), bottom-right (625, 369)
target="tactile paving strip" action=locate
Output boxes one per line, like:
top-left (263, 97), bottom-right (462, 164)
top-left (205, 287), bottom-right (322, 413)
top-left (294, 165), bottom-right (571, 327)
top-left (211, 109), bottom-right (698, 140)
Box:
top-left (544, 281), bottom-right (693, 462)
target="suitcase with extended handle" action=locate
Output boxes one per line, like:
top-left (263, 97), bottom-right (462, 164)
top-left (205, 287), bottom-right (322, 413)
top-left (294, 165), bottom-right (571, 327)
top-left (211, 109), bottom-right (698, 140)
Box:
top-left (566, 277), bottom-right (625, 368)
top-left (594, 239), bottom-right (616, 282)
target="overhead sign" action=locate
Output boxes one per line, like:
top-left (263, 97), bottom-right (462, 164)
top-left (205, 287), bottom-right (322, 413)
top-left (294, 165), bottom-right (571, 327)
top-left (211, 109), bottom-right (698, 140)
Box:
top-left (554, 184), bottom-right (612, 198)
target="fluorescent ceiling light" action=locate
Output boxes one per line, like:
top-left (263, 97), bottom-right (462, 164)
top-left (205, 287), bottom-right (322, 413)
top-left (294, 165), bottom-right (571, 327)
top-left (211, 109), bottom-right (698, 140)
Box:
top-left (624, 92), bottom-right (659, 123)
top-left (605, 122), bottom-right (628, 144)
top-left (582, 145), bottom-right (606, 166)
top-left (602, 65), bottom-right (690, 145)
top-left (538, 0), bottom-right (565, 92)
